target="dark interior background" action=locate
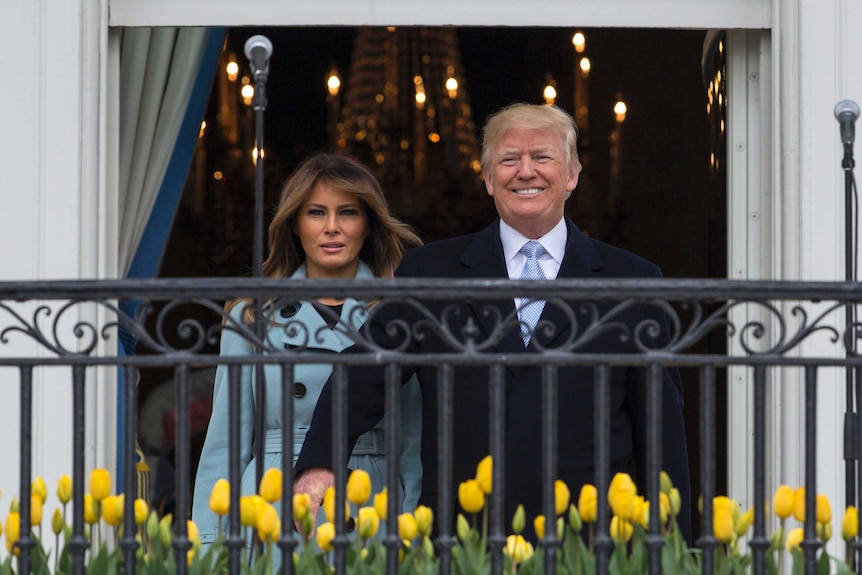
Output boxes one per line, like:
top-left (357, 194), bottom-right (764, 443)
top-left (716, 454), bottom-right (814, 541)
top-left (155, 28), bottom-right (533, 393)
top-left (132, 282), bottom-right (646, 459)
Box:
top-left (138, 26), bottom-right (728, 532)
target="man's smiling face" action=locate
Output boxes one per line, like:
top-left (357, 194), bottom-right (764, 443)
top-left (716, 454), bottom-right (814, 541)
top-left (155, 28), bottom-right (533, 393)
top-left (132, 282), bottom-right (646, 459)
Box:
top-left (483, 127), bottom-right (578, 239)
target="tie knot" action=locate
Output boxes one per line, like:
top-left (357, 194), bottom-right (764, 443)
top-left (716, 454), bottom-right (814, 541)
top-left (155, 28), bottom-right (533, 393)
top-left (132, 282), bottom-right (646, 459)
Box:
top-left (520, 241), bottom-right (545, 260)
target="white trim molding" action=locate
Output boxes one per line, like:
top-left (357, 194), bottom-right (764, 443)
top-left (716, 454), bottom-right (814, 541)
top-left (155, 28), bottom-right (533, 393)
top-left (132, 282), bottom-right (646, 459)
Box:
top-left (108, 0), bottom-right (771, 28)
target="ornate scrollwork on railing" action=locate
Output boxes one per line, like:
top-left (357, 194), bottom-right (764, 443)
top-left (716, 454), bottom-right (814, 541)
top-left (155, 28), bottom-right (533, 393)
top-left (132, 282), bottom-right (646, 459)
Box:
top-left (0, 279), bottom-right (860, 363)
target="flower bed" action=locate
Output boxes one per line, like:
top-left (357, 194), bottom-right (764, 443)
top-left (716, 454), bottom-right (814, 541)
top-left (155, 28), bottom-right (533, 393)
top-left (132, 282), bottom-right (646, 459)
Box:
top-left (0, 459), bottom-right (857, 575)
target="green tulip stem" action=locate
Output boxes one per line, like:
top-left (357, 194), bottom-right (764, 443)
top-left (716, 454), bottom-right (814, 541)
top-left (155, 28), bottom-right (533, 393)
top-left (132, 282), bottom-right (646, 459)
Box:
top-left (777, 518), bottom-right (785, 575)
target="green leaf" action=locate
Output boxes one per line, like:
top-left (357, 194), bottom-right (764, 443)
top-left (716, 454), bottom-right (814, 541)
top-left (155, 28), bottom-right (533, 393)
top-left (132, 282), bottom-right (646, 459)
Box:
top-left (0, 556), bottom-right (14, 575)
top-left (816, 551), bottom-right (830, 575)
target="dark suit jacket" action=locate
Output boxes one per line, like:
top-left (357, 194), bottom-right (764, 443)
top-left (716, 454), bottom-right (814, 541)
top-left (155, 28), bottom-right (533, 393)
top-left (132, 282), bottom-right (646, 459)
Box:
top-left (295, 217), bottom-right (691, 540)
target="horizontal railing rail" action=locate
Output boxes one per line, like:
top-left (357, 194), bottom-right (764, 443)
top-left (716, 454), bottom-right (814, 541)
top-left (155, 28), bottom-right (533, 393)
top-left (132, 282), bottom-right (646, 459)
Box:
top-left (2, 277), bottom-right (860, 575)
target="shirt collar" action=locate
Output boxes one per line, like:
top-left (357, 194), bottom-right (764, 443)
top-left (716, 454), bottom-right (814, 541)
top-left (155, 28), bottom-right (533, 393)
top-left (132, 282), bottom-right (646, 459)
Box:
top-left (499, 217), bottom-right (567, 265)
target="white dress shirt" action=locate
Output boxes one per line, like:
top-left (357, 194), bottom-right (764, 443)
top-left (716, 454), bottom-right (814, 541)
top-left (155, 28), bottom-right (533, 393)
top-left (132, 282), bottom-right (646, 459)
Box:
top-left (499, 218), bottom-right (567, 317)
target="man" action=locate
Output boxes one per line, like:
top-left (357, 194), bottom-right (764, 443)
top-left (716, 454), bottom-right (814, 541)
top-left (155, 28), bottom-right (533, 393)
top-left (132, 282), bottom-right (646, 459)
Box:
top-left (294, 103), bottom-right (691, 539)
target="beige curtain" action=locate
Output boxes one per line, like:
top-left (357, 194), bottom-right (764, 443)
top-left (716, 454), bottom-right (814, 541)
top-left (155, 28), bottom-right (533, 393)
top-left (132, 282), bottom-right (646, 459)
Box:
top-left (118, 27), bottom-right (209, 277)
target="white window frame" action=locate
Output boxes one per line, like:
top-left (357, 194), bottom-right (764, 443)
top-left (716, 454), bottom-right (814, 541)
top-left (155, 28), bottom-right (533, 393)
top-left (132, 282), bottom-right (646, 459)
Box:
top-left (106, 0), bottom-right (776, 510)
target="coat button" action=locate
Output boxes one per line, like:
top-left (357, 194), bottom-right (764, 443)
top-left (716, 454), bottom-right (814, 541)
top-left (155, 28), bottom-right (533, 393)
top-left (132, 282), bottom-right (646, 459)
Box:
top-left (280, 303), bottom-right (299, 318)
top-left (294, 383), bottom-right (307, 398)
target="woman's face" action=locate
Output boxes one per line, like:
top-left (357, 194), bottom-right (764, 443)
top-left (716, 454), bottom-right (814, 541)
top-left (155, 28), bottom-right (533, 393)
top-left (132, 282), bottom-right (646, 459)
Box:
top-left (295, 181), bottom-right (369, 279)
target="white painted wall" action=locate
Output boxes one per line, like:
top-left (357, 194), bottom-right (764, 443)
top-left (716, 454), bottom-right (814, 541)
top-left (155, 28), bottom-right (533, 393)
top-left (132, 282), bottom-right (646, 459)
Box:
top-left (0, 0), bottom-right (116, 508)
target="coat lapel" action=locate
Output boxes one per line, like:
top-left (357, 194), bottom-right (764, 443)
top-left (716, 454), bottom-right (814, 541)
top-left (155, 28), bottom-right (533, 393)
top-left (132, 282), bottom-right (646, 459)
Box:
top-left (459, 220), bottom-right (526, 363)
top-left (275, 263), bottom-right (371, 353)
top-left (532, 218), bottom-right (604, 349)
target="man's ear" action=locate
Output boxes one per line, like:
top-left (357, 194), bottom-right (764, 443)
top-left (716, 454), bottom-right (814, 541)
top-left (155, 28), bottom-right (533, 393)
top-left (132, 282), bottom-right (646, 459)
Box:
top-left (566, 170), bottom-right (579, 193)
top-left (483, 171), bottom-right (494, 196)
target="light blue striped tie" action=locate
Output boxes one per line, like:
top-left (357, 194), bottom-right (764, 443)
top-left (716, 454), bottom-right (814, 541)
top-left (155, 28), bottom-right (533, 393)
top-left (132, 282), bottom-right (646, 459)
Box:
top-left (519, 241), bottom-right (547, 346)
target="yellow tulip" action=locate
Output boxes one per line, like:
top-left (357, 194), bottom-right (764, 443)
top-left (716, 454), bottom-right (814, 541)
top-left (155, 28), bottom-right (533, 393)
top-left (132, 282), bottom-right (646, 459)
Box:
top-left (134, 499), bottom-right (148, 525)
top-left (773, 485), bottom-right (793, 519)
top-left (256, 504), bottom-right (280, 543)
top-left (158, 515), bottom-right (173, 548)
top-left (316, 522), bottom-right (335, 552)
top-left (792, 487), bottom-right (805, 522)
top-left (102, 494), bottom-right (124, 527)
top-left (209, 478), bottom-right (230, 516)
top-left (660, 471), bottom-right (673, 495)
top-left (475, 455), bottom-right (493, 495)
top-left (658, 492), bottom-right (671, 525)
top-left (414, 505), bottom-right (433, 538)
top-left (146, 510), bottom-right (159, 540)
top-left (736, 507), bottom-right (754, 536)
top-left (239, 495), bottom-right (258, 527)
top-left (259, 468), bottom-right (283, 504)
top-left (554, 480), bottom-right (570, 516)
top-left (504, 534), bottom-right (534, 564)
top-left (187, 519), bottom-right (201, 545)
top-left (30, 495), bottom-right (43, 526)
top-left (639, 498), bottom-right (669, 530)
top-left (31, 477), bottom-right (47, 505)
top-left (346, 469), bottom-right (372, 506)
top-left (842, 506), bottom-right (858, 540)
top-left (632, 495), bottom-right (646, 527)
top-left (398, 512), bottom-right (418, 541)
top-left (713, 495), bottom-right (739, 522)
top-left (610, 515), bottom-right (633, 543)
top-left (608, 473), bottom-right (638, 521)
top-left (816, 493), bottom-right (832, 524)
top-left (456, 514), bottom-right (470, 543)
top-left (578, 484), bottom-right (598, 523)
top-left (512, 504), bottom-right (526, 534)
top-left (713, 507), bottom-right (734, 543)
top-left (458, 479), bottom-right (484, 514)
top-left (534, 515), bottom-right (546, 540)
top-left (5, 512), bottom-right (20, 556)
top-left (89, 468), bottom-right (111, 502)
top-left (293, 492), bottom-right (312, 522)
top-left (57, 475), bottom-right (73, 505)
top-left (51, 508), bottom-right (64, 536)
top-left (669, 487), bottom-right (682, 517)
top-left (374, 488), bottom-right (388, 521)
top-left (83, 493), bottom-right (99, 524)
top-left (357, 506), bottom-right (379, 539)
top-left (638, 501), bottom-right (650, 530)
top-left (786, 527), bottom-right (804, 552)
top-left (321, 487), bottom-right (348, 524)
top-left (569, 504), bottom-right (582, 532)
top-left (817, 521), bottom-right (833, 543)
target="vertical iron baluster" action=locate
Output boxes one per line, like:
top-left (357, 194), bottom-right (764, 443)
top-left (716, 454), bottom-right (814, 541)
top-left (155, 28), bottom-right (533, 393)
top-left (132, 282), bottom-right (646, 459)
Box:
top-left (645, 364), bottom-right (664, 575)
top-left (541, 364), bottom-right (560, 574)
top-left (436, 363), bottom-right (454, 575)
top-left (802, 366), bottom-right (820, 575)
top-left (489, 363), bottom-right (506, 575)
top-left (120, 365), bottom-right (139, 574)
top-left (278, 362), bottom-right (297, 575)
top-left (697, 365), bottom-right (718, 575)
top-left (332, 363), bottom-right (349, 575)
top-left (594, 364), bottom-right (613, 575)
top-left (226, 364), bottom-right (244, 575)
top-left (855, 369), bottom-right (862, 569)
top-left (70, 365), bottom-right (88, 575)
top-left (18, 366), bottom-right (34, 574)
top-left (385, 363), bottom-right (402, 575)
top-left (751, 365), bottom-right (769, 575)
top-left (173, 364), bottom-right (191, 575)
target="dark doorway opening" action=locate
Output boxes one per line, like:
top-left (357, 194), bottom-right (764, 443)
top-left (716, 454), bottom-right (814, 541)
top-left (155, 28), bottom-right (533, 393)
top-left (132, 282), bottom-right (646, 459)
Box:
top-left (137, 26), bottom-right (728, 535)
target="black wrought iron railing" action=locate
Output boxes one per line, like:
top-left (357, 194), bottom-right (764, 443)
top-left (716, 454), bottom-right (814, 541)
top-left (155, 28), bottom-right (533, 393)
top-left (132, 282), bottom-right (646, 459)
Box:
top-left (2, 277), bottom-right (861, 575)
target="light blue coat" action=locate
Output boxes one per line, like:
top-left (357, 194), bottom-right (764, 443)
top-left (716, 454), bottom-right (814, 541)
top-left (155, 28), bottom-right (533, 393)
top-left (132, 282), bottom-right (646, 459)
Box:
top-left (191, 261), bottom-right (423, 545)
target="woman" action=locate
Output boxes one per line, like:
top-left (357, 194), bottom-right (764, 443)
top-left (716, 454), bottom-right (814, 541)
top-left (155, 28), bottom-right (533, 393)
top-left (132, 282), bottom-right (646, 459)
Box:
top-left (192, 153), bottom-right (423, 546)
